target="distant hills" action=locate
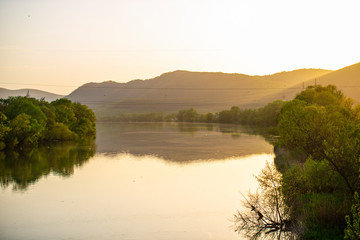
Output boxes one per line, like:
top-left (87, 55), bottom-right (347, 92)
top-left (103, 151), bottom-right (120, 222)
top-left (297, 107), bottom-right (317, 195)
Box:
top-left (0, 88), bottom-right (64, 102)
top-left (1, 62), bottom-right (359, 118)
top-left (67, 68), bottom-right (332, 117)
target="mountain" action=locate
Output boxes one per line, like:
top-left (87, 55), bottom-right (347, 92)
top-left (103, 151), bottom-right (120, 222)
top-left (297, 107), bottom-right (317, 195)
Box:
top-left (312, 62), bottom-right (360, 102)
top-left (67, 68), bottom-right (331, 118)
top-left (265, 62), bottom-right (360, 103)
top-left (256, 68), bottom-right (332, 87)
top-left (3, 62), bottom-right (356, 119)
top-left (0, 88), bottom-right (64, 102)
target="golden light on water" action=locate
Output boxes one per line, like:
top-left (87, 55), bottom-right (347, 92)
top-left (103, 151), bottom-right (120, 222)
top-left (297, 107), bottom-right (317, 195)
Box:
top-left (0, 153), bottom-right (273, 239)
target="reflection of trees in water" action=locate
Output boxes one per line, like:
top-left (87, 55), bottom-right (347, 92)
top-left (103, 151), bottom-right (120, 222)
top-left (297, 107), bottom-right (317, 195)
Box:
top-left (0, 138), bottom-right (96, 191)
top-left (177, 123), bottom-right (251, 136)
top-left (177, 123), bottom-right (201, 135)
top-left (96, 122), bottom-right (274, 162)
top-left (233, 162), bottom-right (297, 240)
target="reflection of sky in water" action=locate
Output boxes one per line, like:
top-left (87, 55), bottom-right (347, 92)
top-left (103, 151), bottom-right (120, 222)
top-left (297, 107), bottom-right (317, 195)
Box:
top-left (0, 153), bottom-right (274, 240)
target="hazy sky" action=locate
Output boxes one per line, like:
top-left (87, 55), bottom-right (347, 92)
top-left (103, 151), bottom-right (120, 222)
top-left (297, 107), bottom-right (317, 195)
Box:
top-left (1, 0), bottom-right (359, 95)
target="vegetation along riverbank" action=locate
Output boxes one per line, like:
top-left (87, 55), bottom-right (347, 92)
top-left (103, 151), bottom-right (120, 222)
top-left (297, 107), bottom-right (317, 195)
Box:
top-left (234, 85), bottom-right (360, 239)
top-left (0, 96), bottom-right (96, 150)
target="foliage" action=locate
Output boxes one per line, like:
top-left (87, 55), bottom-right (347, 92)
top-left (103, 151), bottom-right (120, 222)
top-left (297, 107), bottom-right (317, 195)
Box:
top-left (275, 85), bottom-right (360, 239)
top-left (0, 96), bottom-right (96, 150)
top-left (176, 108), bottom-right (199, 122)
top-left (0, 113), bottom-right (10, 150)
top-left (345, 192), bottom-right (360, 239)
top-left (216, 100), bottom-right (283, 127)
top-left (98, 100), bottom-right (283, 130)
top-left (234, 85), bottom-right (360, 239)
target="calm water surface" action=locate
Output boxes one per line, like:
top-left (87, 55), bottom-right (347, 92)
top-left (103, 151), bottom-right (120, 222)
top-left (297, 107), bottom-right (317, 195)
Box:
top-left (0, 123), bottom-right (274, 240)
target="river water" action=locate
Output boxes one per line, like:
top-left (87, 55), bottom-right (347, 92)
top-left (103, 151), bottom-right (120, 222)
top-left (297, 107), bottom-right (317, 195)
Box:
top-left (0, 123), bottom-right (274, 240)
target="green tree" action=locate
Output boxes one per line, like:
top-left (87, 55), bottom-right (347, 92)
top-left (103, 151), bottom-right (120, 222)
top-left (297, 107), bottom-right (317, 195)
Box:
top-left (177, 108), bottom-right (198, 122)
top-left (277, 99), bottom-right (360, 194)
top-left (71, 103), bottom-right (96, 137)
top-left (51, 98), bottom-right (77, 126)
top-left (6, 113), bottom-right (45, 148)
top-left (295, 85), bottom-right (346, 107)
top-left (3, 97), bottom-right (46, 124)
top-left (345, 192), bottom-right (360, 239)
top-left (0, 97), bottom-right (96, 149)
top-left (205, 112), bottom-right (214, 123)
top-left (0, 112), bottom-right (10, 150)
top-left (276, 85), bottom-right (360, 238)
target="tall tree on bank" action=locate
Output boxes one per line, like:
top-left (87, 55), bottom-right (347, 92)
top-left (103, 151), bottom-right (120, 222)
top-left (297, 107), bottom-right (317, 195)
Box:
top-left (276, 85), bottom-right (360, 238)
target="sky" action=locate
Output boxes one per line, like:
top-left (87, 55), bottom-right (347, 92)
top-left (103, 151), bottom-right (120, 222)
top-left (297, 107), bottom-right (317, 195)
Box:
top-left (0, 0), bottom-right (359, 95)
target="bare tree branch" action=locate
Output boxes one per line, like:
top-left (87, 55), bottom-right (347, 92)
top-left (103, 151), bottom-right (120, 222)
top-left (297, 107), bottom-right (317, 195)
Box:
top-left (233, 161), bottom-right (296, 239)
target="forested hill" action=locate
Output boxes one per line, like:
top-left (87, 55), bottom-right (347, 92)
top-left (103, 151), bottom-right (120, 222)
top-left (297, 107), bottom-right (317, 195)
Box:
top-left (67, 68), bottom-right (330, 117)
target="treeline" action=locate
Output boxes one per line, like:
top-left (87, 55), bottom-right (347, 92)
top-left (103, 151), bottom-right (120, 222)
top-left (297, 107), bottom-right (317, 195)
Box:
top-left (274, 85), bottom-right (360, 239)
top-left (0, 97), bottom-right (96, 150)
top-left (99, 100), bottom-right (284, 128)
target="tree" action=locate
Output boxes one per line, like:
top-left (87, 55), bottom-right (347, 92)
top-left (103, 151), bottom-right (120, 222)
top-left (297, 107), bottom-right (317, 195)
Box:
top-left (177, 108), bottom-right (198, 122)
top-left (0, 97), bottom-right (96, 149)
top-left (205, 112), bottom-right (214, 123)
top-left (71, 103), bottom-right (96, 137)
top-left (295, 85), bottom-right (346, 107)
top-left (276, 85), bottom-right (360, 238)
top-left (6, 113), bottom-right (45, 148)
top-left (277, 88), bottom-right (360, 195)
top-left (345, 192), bottom-right (360, 239)
top-left (51, 98), bottom-right (76, 126)
top-left (0, 112), bottom-right (10, 150)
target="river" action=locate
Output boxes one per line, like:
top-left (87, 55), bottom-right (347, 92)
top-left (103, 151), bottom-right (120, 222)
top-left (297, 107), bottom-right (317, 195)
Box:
top-left (0, 122), bottom-right (274, 240)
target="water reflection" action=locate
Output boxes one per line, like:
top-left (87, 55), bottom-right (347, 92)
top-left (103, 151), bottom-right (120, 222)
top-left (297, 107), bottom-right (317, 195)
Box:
top-left (0, 123), bottom-right (275, 240)
top-left (0, 122), bottom-right (273, 191)
top-left (95, 122), bottom-right (273, 162)
top-left (0, 139), bottom-right (95, 191)
top-left (0, 152), bottom-right (273, 240)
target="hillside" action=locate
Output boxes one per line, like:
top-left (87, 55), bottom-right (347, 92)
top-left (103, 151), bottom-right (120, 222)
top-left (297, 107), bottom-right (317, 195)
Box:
top-left (313, 62), bottom-right (360, 102)
top-left (67, 69), bottom-right (331, 118)
top-left (0, 88), bottom-right (64, 102)
top-left (256, 68), bottom-right (332, 87)
top-left (264, 62), bottom-right (360, 103)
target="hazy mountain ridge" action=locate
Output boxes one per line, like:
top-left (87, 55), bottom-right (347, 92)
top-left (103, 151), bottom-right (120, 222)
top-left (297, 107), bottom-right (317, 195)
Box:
top-left (0, 88), bottom-right (64, 102)
top-left (265, 62), bottom-right (360, 102)
top-left (256, 68), bottom-right (332, 87)
top-left (3, 63), bottom-right (359, 118)
top-left (67, 68), bottom-right (334, 117)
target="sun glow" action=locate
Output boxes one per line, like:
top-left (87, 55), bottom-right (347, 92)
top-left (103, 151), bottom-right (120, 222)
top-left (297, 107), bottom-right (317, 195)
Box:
top-left (1, 0), bottom-right (359, 94)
